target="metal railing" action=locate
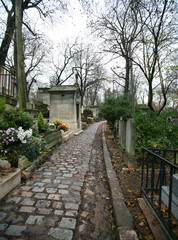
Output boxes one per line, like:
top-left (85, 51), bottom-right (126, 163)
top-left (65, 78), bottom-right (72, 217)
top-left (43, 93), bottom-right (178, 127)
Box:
top-left (0, 66), bottom-right (17, 98)
top-left (141, 148), bottom-right (178, 240)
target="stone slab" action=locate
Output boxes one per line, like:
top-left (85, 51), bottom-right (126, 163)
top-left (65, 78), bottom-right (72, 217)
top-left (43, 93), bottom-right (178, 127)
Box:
top-left (161, 186), bottom-right (178, 219)
top-left (0, 169), bottom-right (21, 200)
top-left (138, 198), bottom-right (168, 240)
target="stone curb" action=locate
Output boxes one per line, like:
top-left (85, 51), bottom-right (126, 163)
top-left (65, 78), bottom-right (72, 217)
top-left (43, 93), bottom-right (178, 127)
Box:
top-left (102, 127), bottom-right (139, 240)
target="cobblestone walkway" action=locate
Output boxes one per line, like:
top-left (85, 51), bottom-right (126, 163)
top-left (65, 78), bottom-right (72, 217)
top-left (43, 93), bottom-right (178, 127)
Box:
top-left (0, 122), bottom-right (106, 240)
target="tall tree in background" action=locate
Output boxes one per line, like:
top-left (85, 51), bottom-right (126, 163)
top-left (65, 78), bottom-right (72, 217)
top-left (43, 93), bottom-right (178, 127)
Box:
top-left (131, 0), bottom-right (176, 111)
top-left (15, 0), bottom-right (27, 109)
top-left (49, 41), bottom-right (79, 87)
top-left (73, 43), bottom-right (105, 106)
top-left (95, 0), bottom-right (141, 94)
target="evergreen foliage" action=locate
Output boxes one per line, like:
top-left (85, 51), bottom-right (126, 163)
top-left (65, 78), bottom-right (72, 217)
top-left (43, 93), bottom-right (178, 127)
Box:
top-left (99, 94), bottom-right (132, 129)
top-left (37, 112), bottom-right (44, 131)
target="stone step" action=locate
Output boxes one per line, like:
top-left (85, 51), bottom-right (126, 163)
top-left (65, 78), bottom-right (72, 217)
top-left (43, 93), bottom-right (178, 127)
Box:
top-left (161, 186), bottom-right (178, 219)
top-left (73, 130), bottom-right (83, 136)
top-left (62, 130), bottom-right (73, 142)
top-left (173, 174), bottom-right (178, 197)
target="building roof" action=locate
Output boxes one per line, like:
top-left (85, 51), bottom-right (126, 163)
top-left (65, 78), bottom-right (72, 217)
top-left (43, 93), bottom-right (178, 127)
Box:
top-left (48, 85), bottom-right (78, 93)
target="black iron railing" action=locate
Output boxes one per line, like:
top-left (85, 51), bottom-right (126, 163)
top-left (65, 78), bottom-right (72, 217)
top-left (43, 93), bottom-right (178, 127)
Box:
top-left (141, 148), bottom-right (178, 240)
top-left (0, 66), bottom-right (17, 98)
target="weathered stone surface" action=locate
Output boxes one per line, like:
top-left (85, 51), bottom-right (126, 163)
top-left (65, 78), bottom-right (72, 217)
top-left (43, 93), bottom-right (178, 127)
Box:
top-left (21, 191), bottom-right (33, 197)
top-left (48, 228), bottom-right (73, 240)
top-left (58, 189), bottom-right (69, 195)
top-left (58, 184), bottom-right (68, 189)
top-left (65, 211), bottom-right (78, 217)
top-left (34, 193), bottom-right (47, 199)
top-left (46, 188), bottom-right (57, 193)
top-left (65, 203), bottom-right (79, 210)
top-left (5, 225), bottom-right (26, 237)
top-left (26, 215), bottom-right (44, 225)
top-left (54, 210), bottom-right (64, 216)
top-left (6, 197), bottom-right (21, 204)
top-left (21, 198), bottom-right (35, 206)
top-left (36, 200), bottom-right (51, 208)
top-left (48, 194), bottom-right (61, 200)
top-left (52, 201), bottom-right (63, 209)
top-left (0, 223), bottom-right (8, 231)
top-left (18, 156), bottom-right (31, 170)
top-left (37, 208), bottom-right (53, 215)
top-left (0, 212), bottom-right (7, 221)
top-left (59, 217), bottom-right (76, 229)
top-left (0, 168), bottom-right (21, 200)
top-left (32, 186), bottom-right (45, 192)
top-left (5, 214), bottom-right (24, 224)
top-left (19, 206), bottom-right (35, 213)
top-left (0, 160), bottom-right (11, 170)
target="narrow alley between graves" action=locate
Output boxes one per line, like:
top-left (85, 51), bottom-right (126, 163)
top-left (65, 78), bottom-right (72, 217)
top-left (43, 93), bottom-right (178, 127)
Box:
top-left (0, 122), bottom-right (117, 240)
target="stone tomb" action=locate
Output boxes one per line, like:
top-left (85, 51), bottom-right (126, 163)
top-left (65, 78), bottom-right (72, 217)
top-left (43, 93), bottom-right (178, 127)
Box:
top-left (48, 85), bottom-right (81, 130)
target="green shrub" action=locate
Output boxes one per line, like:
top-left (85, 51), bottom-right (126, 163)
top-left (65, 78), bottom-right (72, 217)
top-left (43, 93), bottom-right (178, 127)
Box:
top-left (21, 142), bottom-right (40, 161)
top-left (37, 112), bottom-right (44, 131)
top-left (134, 110), bottom-right (178, 158)
top-left (3, 108), bottom-right (17, 128)
top-left (0, 118), bottom-right (9, 130)
top-left (15, 110), bottom-right (34, 130)
top-left (0, 98), bottom-right (5, 115)
top-left (3, 109), bottom-right (33, 130)
top-left (115, 94), bottom-right (132, 120)
top-left (99, 94), bottom-right (132, 130)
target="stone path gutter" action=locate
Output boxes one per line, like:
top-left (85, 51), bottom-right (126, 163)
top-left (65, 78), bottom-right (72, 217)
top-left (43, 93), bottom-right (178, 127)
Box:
top-left (102, 126), bottom-right (139, 240)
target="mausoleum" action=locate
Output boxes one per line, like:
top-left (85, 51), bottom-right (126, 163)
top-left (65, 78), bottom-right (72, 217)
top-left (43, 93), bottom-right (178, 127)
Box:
top-left (38, 85), bottom-right (81, 130)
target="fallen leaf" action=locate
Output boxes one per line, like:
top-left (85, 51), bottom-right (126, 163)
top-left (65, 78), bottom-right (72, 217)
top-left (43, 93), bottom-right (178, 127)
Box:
top-left (127, 189), bottom-right (132, 193)
top-left (139, 221), bottom-right (144, 227)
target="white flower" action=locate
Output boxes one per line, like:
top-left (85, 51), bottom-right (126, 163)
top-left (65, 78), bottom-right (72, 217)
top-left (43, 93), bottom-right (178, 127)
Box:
top-left (17, 127), bottom-right (32, 143)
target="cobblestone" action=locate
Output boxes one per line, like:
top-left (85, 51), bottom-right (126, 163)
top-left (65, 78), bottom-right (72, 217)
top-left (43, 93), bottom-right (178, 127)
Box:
top-left (0, 122), bottom-right (114, 239)
top-left (48, 228), bottom-right (73, 240)
top-left (59, 217), bottom-right (76, 229)
top-left (25, 215), bottom-right (44, 225)
top-left (5, 225), bottom-right (26, 237)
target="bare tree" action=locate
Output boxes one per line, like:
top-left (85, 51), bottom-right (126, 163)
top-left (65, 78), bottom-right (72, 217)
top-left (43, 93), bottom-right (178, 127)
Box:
top-left (49, 41), bottom-right (79, 87)
top-left (131, 0), bottom-right (177, 111)
top-left (95, 0), bottom-right (142, 94)
top-left (0, 0), bottom-right (67, 66)
top-left (73, 43), bottom-right (105, 106)
top-left (84, 65), bottom-right (105, 106)
top-left (24, 33), bottom-right (47, 99)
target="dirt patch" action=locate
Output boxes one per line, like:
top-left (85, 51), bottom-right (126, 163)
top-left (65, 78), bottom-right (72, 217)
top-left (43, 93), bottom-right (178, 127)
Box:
top-left (104, 123), bottom-right (155, 240)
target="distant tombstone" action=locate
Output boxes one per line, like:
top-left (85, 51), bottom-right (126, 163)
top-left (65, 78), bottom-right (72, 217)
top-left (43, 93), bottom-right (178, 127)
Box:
top-left (48, 85), bottom-right (81, 130)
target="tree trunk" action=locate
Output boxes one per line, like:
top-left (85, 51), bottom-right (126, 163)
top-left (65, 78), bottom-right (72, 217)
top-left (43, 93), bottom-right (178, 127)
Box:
top-left (0, 11), bottom-right (15, 66)
top-left (148, 80), bottom-right (154, 111)
top-left (125, 57), bottom-right (130, 94)
top-left (15, 0), bottom-right (27, 110)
